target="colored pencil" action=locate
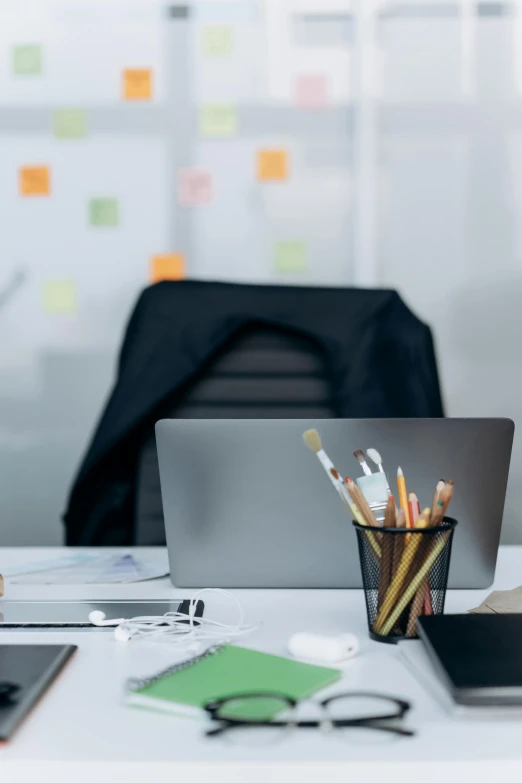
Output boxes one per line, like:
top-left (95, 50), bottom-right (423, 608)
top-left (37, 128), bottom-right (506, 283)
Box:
top-left (373, 515), bottom-right (429, 633)
top-left (380, 533), bottom-right (450, 636)
top-left (397, 467), bottom-right (411, 528)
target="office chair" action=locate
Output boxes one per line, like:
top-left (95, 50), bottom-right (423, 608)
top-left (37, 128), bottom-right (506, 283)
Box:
top-left (134, 323), bottom-right (335, 544)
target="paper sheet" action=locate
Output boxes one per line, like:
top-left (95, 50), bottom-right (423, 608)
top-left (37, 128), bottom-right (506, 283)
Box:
top-left (13, 44), bottom-right (42, 76)
top-left (257, 149), bottom-right (288, 181)
top-left (8, 554), bottom-right (169, 585)
top-left (123, 68), bottom-right (153, 100)
top-left (150, 253), bottom-right (186, 282)
top-left (89, 198), bottom-right (119, 227)
top-left (43, 281), bottom-right (77, 313)
top-left (470, 586), bottom-right (522, 614)
top-left (53, 109), bottom-right (86, 139)
top-left (20, 166), bottom-right (50, 196)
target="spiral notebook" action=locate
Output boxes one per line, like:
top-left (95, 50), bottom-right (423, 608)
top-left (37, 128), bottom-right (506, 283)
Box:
top-left (126, 644), bottom-right (342, 719)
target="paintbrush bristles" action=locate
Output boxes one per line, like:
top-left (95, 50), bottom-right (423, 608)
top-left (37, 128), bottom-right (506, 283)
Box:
top-left (302, 429), bottom-right (322, 453)
top-left (354, 449), bottom-right (372, 476)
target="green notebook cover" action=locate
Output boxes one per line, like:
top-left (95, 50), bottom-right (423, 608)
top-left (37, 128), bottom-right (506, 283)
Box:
top-left (127, 645), bottom-right (342, 719)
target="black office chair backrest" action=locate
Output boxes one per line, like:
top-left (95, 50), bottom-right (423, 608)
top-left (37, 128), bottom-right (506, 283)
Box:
top-left (134, 323), bottom-right (335, 544)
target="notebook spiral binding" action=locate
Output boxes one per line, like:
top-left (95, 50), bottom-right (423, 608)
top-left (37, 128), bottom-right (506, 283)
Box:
top-left (125, 644), bottom-right (224, 693)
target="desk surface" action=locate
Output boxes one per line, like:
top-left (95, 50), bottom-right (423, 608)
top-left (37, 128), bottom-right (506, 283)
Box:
top-left (1, 546), bottom-right (522, 782)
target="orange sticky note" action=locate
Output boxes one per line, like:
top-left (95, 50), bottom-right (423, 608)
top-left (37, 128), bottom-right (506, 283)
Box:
top-left (257, 150), bottom-right (288, 182)
top-left (123, 68), bottom-right (152, 100)
top-left (151, 254), bottom-right (185, 283)
top-left (20, 165), bottom-right (50, 196)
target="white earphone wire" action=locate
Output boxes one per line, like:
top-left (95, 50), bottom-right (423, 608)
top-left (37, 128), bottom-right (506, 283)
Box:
top-left (97, 588), bottom-right (261, 648)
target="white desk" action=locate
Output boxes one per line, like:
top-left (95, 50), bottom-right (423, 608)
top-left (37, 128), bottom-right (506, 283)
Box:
top-left (1, 546), bottom-right (522, 783)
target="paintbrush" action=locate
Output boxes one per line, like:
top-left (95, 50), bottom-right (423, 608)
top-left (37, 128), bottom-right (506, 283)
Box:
top-left (303, 429), bottom-right (352, 508)
top-left (353, 449), bottom-right (372, 477)
top-left (366, 448), bottom-right (392, 495)
top-left (346, 478), bottom-right (379, 527)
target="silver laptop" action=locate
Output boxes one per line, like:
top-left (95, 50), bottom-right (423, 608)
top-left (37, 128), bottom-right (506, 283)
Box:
top-left (156, 418), bottom-right (514, 589)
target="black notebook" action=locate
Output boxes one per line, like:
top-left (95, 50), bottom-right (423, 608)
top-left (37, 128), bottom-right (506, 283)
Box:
top-left (418, 614), bottom-right (522, 706)
top-left (0, 645), bottom-right (77, 741)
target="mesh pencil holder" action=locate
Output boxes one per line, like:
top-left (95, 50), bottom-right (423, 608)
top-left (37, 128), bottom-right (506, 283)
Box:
top-left (353, 518), bottom-right (458, 644)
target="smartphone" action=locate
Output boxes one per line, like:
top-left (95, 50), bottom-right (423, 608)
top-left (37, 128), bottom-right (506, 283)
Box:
top-left (0, 599), bottom-right (204, 628)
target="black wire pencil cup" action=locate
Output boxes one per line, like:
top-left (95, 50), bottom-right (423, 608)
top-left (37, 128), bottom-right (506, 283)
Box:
top-left (303, 430), bottom-right (458, 642)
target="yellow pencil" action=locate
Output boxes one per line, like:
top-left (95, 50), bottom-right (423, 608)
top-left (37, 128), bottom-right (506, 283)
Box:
top-left (380, 533), bottom-right (450, 636)
top-left (373, 513), bottom-right (429, 633)
top-left (397, 467), bottom-right (411, 528)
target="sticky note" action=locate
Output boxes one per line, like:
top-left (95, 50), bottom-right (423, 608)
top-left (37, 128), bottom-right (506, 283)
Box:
top-left (202, 25), bottom-right (233, 56)
top-left (296, 75), bottom-right (328, 108)
top-left (257, 150), bottom-right (288, 181)
top-left (53, 109), bottom-right (86, 139)
top-left (12, 44), bottom-right (42, 76)
top-left (19, 166), bottom-right (50, 197)
top-left (123, 69), bottom-right (153, 100)
top-left (89, 198), bottom-right (119, 227)
top-left (43, 281), bottom-right (76, 313)
top-left (200, 105), bottom-right (237, 137)
top-left (151, 254), bottom-right (186, 283)
top-left (275, 241), bottom-right (307, 273)
top-left (178, 170), bottom-right (212, 206)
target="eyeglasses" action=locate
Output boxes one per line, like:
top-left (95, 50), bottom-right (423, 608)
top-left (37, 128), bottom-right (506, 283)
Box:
top-left (204, 691), bottom-right (414, 745)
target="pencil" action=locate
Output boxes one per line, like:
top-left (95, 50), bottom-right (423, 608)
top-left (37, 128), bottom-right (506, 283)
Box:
top-left (346, 479), bottom-right (379, 528)
top-left (406, 580), bottom-right (431, 637)
top-left (380, 533), bottom-right (450, 636)
top-left (431, 480), bottom-right (454, 526)
top-left (397, 467), bottom-right (411, 528)
top-left (431, 480), bottom-right (445, 519)
top-left (373, 515), bottom-right (429, 633)
top-left (391, 508), bottom-right (406, 578)
top-left (408, 493), bottom-right (420, 527)
top-left (377, 496), bottom-right (396, 610)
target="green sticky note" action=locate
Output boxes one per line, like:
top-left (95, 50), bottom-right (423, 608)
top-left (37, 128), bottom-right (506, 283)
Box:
top-left (89, 198), bottom-right (119, 227)
top-left (200, 105), bottom-right (237, 137)
top-left (13, 44), bottom-right (42, 76)
top-left (275, 241), bottom-right (307, 273)
top-left (43, 281), bottom-right (76, 313)
top-left (53, 109), bottom-right (86, 139)
top-left (202, 25), bottom-right (233, 57)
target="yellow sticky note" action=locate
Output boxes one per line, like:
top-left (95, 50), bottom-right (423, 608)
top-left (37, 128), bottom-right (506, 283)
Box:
top-left (151, 254), bottom-right (186, 283)
top-left (275, 241), bottom-right (307, 273)
top-left (43, 281), bottom-right (76, 313)
top-left (200, 105), bottom-right (237, 137)
top-left (202, 26), bottom-right (233, 57)
top-left (123, 69), bottom-right (153, 100)
top-left (20, 166), bottom-right (50, 196)
top-left (257, 150), bottom-right (288, 181)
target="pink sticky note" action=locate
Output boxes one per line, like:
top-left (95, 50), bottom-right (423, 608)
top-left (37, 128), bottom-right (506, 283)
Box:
top-left (295, 75), bottom-right (328, 108)
top-left (178, 170), bottom-right (213, 206)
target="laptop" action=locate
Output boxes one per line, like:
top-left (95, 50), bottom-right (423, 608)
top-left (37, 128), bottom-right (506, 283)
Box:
top-left (155, 418), bottom-right (514, 589)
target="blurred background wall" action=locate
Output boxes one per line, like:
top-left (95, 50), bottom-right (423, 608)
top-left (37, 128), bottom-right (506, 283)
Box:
top-left (1, 0), bottom-right (521, 545)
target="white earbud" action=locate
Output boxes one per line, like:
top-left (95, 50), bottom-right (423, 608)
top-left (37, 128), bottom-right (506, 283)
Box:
top-left (114, 625), bottom-right (133, 642)
top-left (86, 589), bottom-right (262, 648)
top-left (89, 610), bottom-right (125, 627)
